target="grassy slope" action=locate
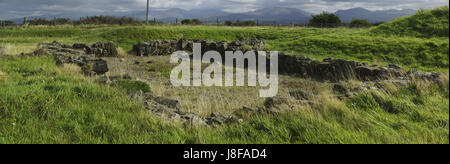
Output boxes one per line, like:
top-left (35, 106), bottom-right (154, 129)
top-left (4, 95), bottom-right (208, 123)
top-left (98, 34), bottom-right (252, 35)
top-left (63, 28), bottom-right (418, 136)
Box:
top-left (1, 25), bottom-right (448, 71)
top-left (370, 6), bottom-right (449, 38)
top-left (0, 57), bottom-right (448, 144)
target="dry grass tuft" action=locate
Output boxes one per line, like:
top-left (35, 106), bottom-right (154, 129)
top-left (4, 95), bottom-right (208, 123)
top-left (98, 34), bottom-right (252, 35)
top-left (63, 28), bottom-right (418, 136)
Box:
top-left (0, 70), bottom-right (8, 81)
top-left (117, 47), bottom-right (131, 57)
top-left (58, 64), bottom-right (87, 80)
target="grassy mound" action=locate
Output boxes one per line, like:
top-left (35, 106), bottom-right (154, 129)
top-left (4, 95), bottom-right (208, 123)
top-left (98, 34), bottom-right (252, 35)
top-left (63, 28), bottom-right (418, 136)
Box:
top-left (370, 6), bottom-right (449, 38)
top-left (0, 56), bottom-right (448, 144)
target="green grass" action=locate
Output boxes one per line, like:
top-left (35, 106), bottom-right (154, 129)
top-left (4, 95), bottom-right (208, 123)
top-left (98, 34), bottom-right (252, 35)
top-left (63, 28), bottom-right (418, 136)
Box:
top-left (0, 56), bottom-right (448, 144)
top-left (370, 6), bottom-right (449, 38)
top-left (114, 79), bottom-right (151, 94)
top-left (1, 24), bottom-right (448, 71)
top-left (0, 9), bottom-right (449, 143)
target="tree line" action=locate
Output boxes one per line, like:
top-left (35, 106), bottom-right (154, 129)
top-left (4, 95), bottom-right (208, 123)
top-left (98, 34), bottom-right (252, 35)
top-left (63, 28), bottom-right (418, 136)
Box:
top-left (1, 13), bottom-right (381, 28)
top-left (182, 13), bottom-right (381, 28)
top-left (1, 16), bottom-right (150, 26)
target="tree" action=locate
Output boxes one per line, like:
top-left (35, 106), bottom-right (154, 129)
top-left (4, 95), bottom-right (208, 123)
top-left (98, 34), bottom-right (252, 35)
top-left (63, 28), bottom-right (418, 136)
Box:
top-left (181, 19), bottom-right (202, 25)
top-left (224, 21), bottom-right (233, 26)
top-left (309, 12), bottom-right (342, 28)
top-left (181, 19), bottom-right (192, 25)
top-left (192, 19), bottom-right (203, 25)
top-left (234, 20), bottom-right (257, 26)
top-left (0, 20), bottom-right (16, 26)
top-left (349, 19), bottom-right (372, 28)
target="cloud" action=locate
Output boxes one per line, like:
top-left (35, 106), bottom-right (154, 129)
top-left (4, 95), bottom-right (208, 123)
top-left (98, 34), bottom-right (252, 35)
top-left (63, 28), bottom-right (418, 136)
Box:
top-left (0, 0), bottom-right (448, 19)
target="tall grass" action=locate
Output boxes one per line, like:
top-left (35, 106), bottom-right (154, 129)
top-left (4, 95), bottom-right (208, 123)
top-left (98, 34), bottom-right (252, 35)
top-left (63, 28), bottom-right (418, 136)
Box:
top-left (0, 56), bottom-right (448, 144)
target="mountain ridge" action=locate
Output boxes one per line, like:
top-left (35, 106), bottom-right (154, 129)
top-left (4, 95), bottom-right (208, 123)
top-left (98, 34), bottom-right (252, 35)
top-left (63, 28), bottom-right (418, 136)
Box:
top-left (7, 7), bottom-right (418, 25)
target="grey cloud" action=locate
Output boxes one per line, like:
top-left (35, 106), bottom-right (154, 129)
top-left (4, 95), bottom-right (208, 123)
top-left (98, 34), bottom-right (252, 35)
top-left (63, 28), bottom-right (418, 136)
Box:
top-left (0, 0), bottom-right (448, 19)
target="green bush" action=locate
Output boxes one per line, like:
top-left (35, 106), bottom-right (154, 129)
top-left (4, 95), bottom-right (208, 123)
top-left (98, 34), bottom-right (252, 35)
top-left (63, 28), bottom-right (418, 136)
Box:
top-left (114, 80), bottom-right (151, 94)
top-left (181, 19), bottom-right (202, 25)
top-left (349, 19), bottom-right (372, 28)
top-left (309, 12), bottom-right (342, 28)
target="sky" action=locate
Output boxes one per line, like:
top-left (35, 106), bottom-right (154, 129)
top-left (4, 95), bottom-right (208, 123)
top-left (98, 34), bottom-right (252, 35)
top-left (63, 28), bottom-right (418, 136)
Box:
top-left (0, 0), bottom-right (448, 19)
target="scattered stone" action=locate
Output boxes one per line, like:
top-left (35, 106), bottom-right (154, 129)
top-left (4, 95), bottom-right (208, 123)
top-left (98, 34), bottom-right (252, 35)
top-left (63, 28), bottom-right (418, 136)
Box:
top-left (151, 96), bottom-right (182, 113)
top-left (72, 43), bottom-right (91, 52)
top-left (182, 113), bottom-right (207, 127)
top-left (132, 38), bottom-right (266, 57)
top-left (81, 59), bottom-right (109, 75)
top-left (96, 75), bottom-right (112, 85)
top-left (263, 96), bottom-right (292, 114)
top-left (206, 111), bottom-right (239, 125)
top-left (31, 41), bottom-right (110, 76)
top-left (96, 74), bottom-right (132, 85)
top-left (333, 83), bottom-right (352, 98)
top-left (240, 106), bottom-right (266, 114)
top-left (133, 40), bottom-right (177, 56)
top-left (388, 64), bottom-right (402, 70)
top-left (53, 52), bottom-right (109, 75)
top-left (89, 42), bottom-right (119, 57)
top-left (278, 53), bottom-right (408, 82)
top-left (408, 71), bottom-right (441, 83)
top-left (109, 74), bottom-right (132, 81)
top-left (128, 90), bottom-right (212, 127)
top-left (264, 96), bottom-right (288, 108)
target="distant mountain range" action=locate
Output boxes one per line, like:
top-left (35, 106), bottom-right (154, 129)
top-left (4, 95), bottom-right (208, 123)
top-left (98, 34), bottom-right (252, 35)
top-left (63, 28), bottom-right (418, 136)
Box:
top-left (9, 7), bottom-right (417, 25)
top-left (131, 7), bottom-right (417, 24)
top-left (335, 7), bottom-right (417, 23)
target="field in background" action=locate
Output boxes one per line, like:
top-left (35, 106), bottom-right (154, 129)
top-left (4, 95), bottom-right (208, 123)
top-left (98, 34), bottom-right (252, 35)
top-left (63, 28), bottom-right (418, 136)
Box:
top-left (1, 24), bottom-right (448, 72)
top-left (0, 8), bottom-right (449, 143)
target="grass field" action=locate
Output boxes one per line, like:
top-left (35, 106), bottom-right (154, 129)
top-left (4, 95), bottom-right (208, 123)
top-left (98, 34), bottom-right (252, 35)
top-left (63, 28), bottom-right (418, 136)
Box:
top-left (1, 24), bottom-right (448, 71)
top-left (0, 8), bottom-right (449, 144)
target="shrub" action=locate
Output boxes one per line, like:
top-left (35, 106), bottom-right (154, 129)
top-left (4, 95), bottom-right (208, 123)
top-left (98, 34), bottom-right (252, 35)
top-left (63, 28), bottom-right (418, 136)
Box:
top-left (349, 19), bottom-right (372, 28)
top-left (181, 19), bottom-right (192, 25)
top-left (309, 12), bottom-right (342, 28)
top-left (225, 21), bottom-right (233, 26)
top-left (181, 19), bottom-right (203, 25)
top-left (192, 19), bottom-right (203, 25)
top-left (223, 20), bottom-right (257, 26)
top-left (114, 80), bottom-right (151, 94)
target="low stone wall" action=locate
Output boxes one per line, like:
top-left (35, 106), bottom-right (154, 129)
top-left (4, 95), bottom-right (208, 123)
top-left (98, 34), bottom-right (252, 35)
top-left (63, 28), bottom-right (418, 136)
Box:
top-left (132, 38), bottom-right (266, 56)
top-left (31, 41), bottom-right (110, 75)
top-left (277, 53), bottom-right (441, 83)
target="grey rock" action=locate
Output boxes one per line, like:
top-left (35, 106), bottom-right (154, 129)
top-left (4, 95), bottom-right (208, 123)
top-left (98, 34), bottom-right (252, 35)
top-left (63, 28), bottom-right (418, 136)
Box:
top-left (96, 75), bottom-right (111, 85)
top-left (264, 96), bottom-right (288, 109)
top-left (182, 113), bottom-right (207, 127)
top-left (409, 71), bottom-right (441, 83)
top-left (133, 40), bottom-right (177, 56)
top-left (133, 38), bottom-right (266, 57)
top-left (89, 42), bottom-right (118, 57)
top-left (333, 83), bottom-right (352, 97)
top-left (109, 74), bottom-right (132, 81)
top-left (72, 43), bottom-right (91, 52)
top-left (388, 64), bottom-right (403, 70)
top-left (207, 110), bottom-right (239, 125)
